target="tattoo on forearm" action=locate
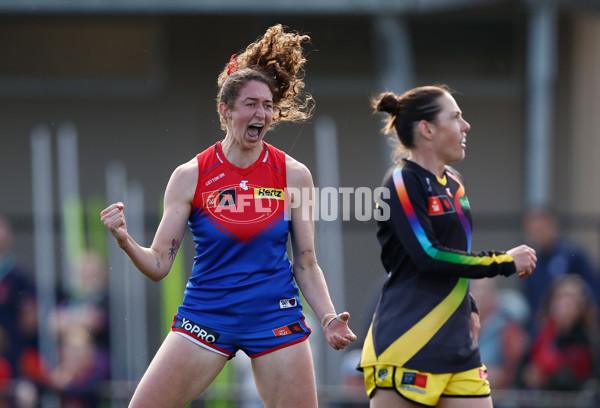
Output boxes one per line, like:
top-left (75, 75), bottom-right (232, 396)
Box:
top-left (168, 239), bottom-right (181, 261)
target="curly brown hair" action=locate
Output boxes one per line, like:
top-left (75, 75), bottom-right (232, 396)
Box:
top-left (216, 24), bottom-right (315, 130)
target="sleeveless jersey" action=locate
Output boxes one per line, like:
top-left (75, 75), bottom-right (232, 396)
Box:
top-left (176, 141), bottom-right (303, 332)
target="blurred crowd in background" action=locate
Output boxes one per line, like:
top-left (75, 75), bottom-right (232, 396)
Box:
top-left (0, 214), bottom-right (110, 408)
top-left (1, 204), bottom-right (600, 407)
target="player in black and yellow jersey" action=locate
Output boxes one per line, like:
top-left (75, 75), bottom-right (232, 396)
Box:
top-left (360, 85), bottom-right (537, 408)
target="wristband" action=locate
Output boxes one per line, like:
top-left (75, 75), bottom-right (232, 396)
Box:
top-left (322, 313), bottom-right (348, 330)
top-left (320, 312), bottom-right (337, 327)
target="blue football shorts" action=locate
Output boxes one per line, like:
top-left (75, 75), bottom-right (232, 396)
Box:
top-left (171, 313), bottom-right (312, 359)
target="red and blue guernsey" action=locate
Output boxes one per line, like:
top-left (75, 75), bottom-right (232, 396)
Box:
top-left (176, 140), bottom-right (303, 333)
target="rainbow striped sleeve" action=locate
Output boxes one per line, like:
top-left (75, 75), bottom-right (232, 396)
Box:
top-left (391, 167), bottom-right (515, 277)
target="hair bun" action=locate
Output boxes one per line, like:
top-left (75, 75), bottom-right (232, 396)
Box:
top-left (376, 93), bottom-right (401, 115)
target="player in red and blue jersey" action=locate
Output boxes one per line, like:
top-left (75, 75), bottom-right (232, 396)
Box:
top-left (101, 25), bottom-right (356, 408)
top-left (172, 139), bottom-right (309, 356)
top-left (359, 85), bottom-right (537, 408)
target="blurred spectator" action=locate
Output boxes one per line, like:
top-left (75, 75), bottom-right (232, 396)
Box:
top-left (522, 207), bottom-right (600, 332)
top-left (0, 215), bottom-right (36, 368)
top-left (47, 324), bottom-right (110, 408)
top-left (46, 249), bottom-right (111, 407)
top-left (470, 279), bottom-right (530, 389)
top-left (53, 250), bottom-right (110, 352)
top-left (0, 357), bottom-right (10, 408)
top-left (0, 214), bottom-right (40, 405)
top-left (518, 274), bottom-right (599, 391)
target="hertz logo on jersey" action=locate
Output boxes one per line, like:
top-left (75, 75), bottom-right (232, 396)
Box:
top-left (254, 188), bottom-right (284, 200)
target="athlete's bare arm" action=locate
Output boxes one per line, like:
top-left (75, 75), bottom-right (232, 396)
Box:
top-left (101, 158), bottom-right (198, 282)
top-left (286, 155), bottom-right (357, 350)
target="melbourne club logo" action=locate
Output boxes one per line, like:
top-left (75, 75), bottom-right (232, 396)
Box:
top-left (279, 298), bottom-right (298, 309)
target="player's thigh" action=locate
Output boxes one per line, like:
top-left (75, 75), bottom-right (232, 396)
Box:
top-left (251, 339), bottom-right (317, 408)
top-left (437, 396), bottom-right (493, 408)
top-left (370, 389), bottom-right (420, 408)
top-left (130, 332), bottom-right (228, 408)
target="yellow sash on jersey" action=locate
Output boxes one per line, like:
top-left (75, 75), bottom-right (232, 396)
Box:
top-left (360, 277), bottom-right (469, 367)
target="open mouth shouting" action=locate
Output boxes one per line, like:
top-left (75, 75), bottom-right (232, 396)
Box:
top-left (247, 123), bottom-right (265, 142)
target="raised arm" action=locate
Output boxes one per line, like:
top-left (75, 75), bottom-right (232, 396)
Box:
top-left (100, 158), bottom-right (198, 282)
top-left (286, 155), bottom-right (356, 350)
